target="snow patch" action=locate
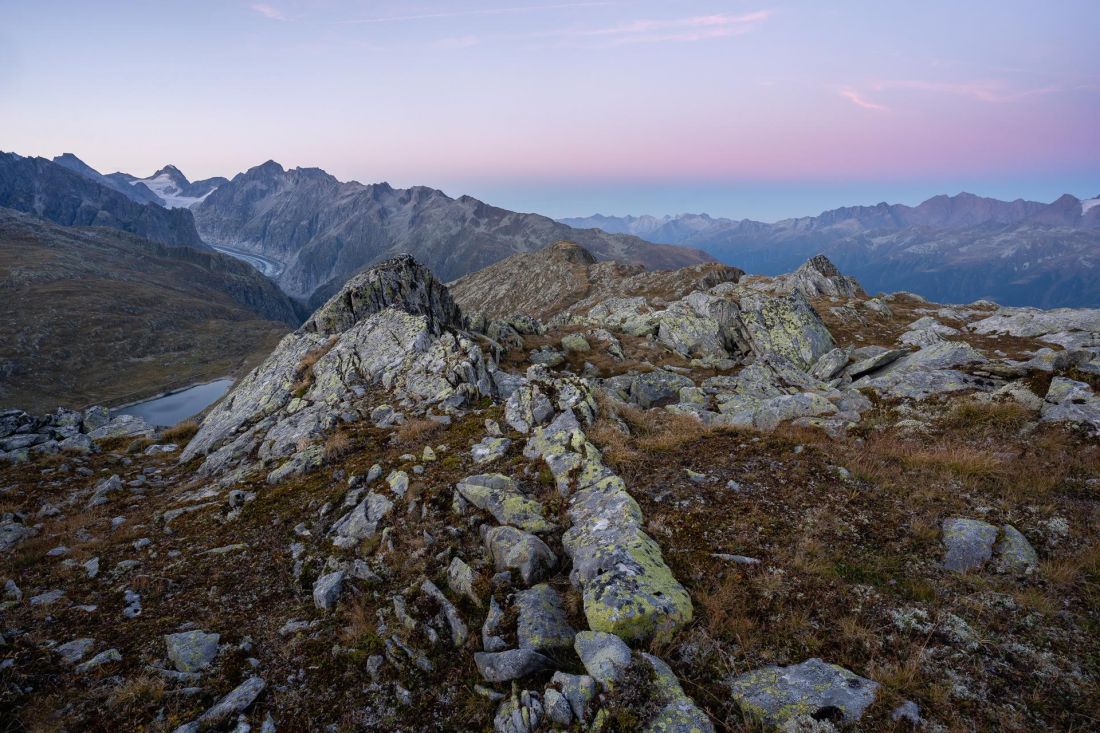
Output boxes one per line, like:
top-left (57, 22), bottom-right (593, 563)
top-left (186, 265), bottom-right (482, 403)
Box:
top-left (1082, 198), bottom-right (1100, 215)
top-left (131, 172), bottom-right (217, 209)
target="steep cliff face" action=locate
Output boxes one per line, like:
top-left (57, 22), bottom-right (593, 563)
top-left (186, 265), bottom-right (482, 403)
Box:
top-left (0, 152), bottom-right (205, 248)
top-left (193, 161), bottom-right (715, 302)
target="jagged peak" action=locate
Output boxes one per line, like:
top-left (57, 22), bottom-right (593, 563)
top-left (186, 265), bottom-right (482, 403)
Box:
top-left (304, 254), bottom-right (462, 337)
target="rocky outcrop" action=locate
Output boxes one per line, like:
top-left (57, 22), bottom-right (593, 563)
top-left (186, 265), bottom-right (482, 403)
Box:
top-left (181, 256), bottom-right (505, 480)
top-left (450, 240), bottom-right (741, 322)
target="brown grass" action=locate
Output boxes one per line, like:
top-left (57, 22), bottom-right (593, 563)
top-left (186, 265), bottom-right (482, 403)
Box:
top-left (161, 419), bottom-right (199, 444)
top-left (393, 418), bottom-right (445, 446)
top-left (324, 431), bottom-right (353, 462)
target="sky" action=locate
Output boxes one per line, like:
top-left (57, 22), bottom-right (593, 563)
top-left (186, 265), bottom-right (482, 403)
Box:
top-left (1, 0), bottom-right (1097, 221)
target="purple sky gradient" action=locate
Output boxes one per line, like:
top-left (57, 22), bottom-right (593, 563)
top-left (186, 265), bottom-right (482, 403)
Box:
top-left (1, 0), bottom-right (1097, 220)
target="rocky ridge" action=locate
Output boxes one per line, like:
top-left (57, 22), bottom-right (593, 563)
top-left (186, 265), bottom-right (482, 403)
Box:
top-left (1, 245), bottom-right (1099, 731)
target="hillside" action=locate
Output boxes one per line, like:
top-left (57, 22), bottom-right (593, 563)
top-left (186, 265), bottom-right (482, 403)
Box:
top-left (0, 152), bottom-right (205, 248)
top-left (563, 193), bottom-right (1100, 307)
top-left (192, 161), bottom-right (715, 302)
top-left (0, 208), bottom-right (297, 411)
top-left (1, 252), bottom-right (1097, 731)
top-left (449, 240), bottom-right (743, 321)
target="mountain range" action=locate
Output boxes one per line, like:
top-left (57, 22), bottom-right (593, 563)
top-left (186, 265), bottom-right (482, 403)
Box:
top-left (0, 152), bottom-right (205, 248)
top-left (563, 192), bottom-right (1100, 307)
top-left (190, 160), bottom-right (714, 304)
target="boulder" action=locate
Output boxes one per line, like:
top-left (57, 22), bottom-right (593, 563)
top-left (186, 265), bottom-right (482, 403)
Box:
top-left (165, 630), bottom-right (220, 673)
top-left (483, 525), bottom-right (558, 585)
top-left (729, 658), bottom-right (879, 728)
top-left (942, 518), bottom-right (998, 572)
top-left (458, 474), bottom-right (555, 533)
top-left (474, 649), bottom-right (553, 682)
top-left (515, 584), bottom-right (575, 652)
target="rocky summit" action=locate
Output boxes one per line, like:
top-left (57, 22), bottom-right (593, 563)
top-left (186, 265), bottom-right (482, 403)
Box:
top-left (1, 244), bottom-right (1099, 732)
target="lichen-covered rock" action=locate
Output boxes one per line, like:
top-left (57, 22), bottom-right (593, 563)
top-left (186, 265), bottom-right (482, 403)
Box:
top-left (483, 525), bottom-right (557, 585)
top-left (736, 291), bottom-right (836, 370)
top-left (474, 649), bottom-right (553, 682)
top-left (312, 570), bottom-right (345, 611)
top-left (942, 518), bottom-right (998, 572)
top-left (550, 672), bottom-right (597, 724)
top-left (516, 584), bottom-right (575, 652)
top-left (729, 658), bottom-right (879, 728)
top-left (564, 480), bottom-right (692, 642)
top-left (574, 631), bottom-right (632, 687)
top-left (504, 383), bottom-right (555, 434)
top-left (329, 492), bottom-right (393, 546)
top-left (561, 333), bottom-right (591, 353)
top-left (472, 436), bottom-right (512, 465)
top-left (995, 524), bottom-right (1039, 574)
top-left (181, 256), bottom-right (500, 480)
top-left (776, 255), bottom-right (863, 299)
top-left (638, 653), bottom-right (716, 733)
top-left (1041, 377), bottom-right (1100, 430)
top-left (457, 474), bottom-right (555, 533)
top-left (305, 254), bottom-right (463, 337)
top-left (630, 370), bottom-right (697, 409)
top-left (165, 630), bottom-right (220, 673)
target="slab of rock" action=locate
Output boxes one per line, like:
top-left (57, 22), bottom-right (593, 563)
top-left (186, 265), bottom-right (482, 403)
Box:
top-left (75, 648), bottom-right (121, 673)
top-left (483, 526), bottom-right (557, 586)
top-left (165, 630), bottom-right (220, 673)
top-left (313, 570), bottom-right (346, 611)
top-left (638, 653), bottom-right (716, 733)
top-left (197, 676), bottom-right (266, 726)
top-left (574, 631), bottom-right (631, 687)
top-left (630, 370), bottom-right (696, 409)
top-left (458, 474), bottom-right (555, 533)
top-left (329, 492), bottom-right (393, 545)
top-left (995, 525), bottom-right (1039, 574)
top-left (56, 638), bottom-right (95, 664)
top-left (471, 436), bottom-right (511, 465)
top-left (942, 518), bottom-right (998, 572)
top-left (729, 658), bottom-right (879, 728)
top-left (474, 648), bottom-right (553, 682)
top-left (516, 584), bottom-right (575, 652)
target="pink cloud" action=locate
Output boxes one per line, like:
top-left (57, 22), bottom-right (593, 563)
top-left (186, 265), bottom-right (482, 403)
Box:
top-left (840, 88), bottom-right (888, 112)
top-left (555, 11), bottom-right (771, 45)
top-left (250, 3), bottom-right (286, 21)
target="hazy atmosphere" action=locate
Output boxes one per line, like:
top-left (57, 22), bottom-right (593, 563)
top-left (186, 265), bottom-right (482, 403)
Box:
top-left (3, 0), bottom-right (1097, 218)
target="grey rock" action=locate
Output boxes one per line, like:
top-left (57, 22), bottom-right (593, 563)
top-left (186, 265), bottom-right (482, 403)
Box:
top-left (313, 570), bottom-right (345, 611)
top-left (74, 647), bottom-right (122, 673)
top-left (891, 700), bottom-right (922, 725)
top-left (515, 584), bottom-right (575, 652)
top-left (29, 589), bottom-right (65, 606)
top-left (483, 526), bottom-right (557, 585)
top-left (447, 557), bottom-right (481, 606)
top-left (56, 637), bottom-right (95, 664)
top-left (574, 630), bottom-right (631, 687)
top-left (630, 370), bottom-right (696, 409)
top-left (474, 648), bottom-right (553, 682)
top-left (942, 518), bottom-right (998, 572)
top-left (471, 436), bottom-right (512, 465)
top-left (197, 676), bottom-right (266, 726)
top-left (550, 672), bottom-right (597, 724)
top-left (995, 524), bottom-right (1039, 574)
top-left (165, 630), bottom-right (221, 673)
top-left (421, 579), bottom-right (468, 647)
top-left (729, 658), bottom-right (879, 727)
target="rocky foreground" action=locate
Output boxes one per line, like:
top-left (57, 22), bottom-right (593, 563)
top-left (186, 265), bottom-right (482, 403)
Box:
top-left (1, 246), bottom-right (1098, 732)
